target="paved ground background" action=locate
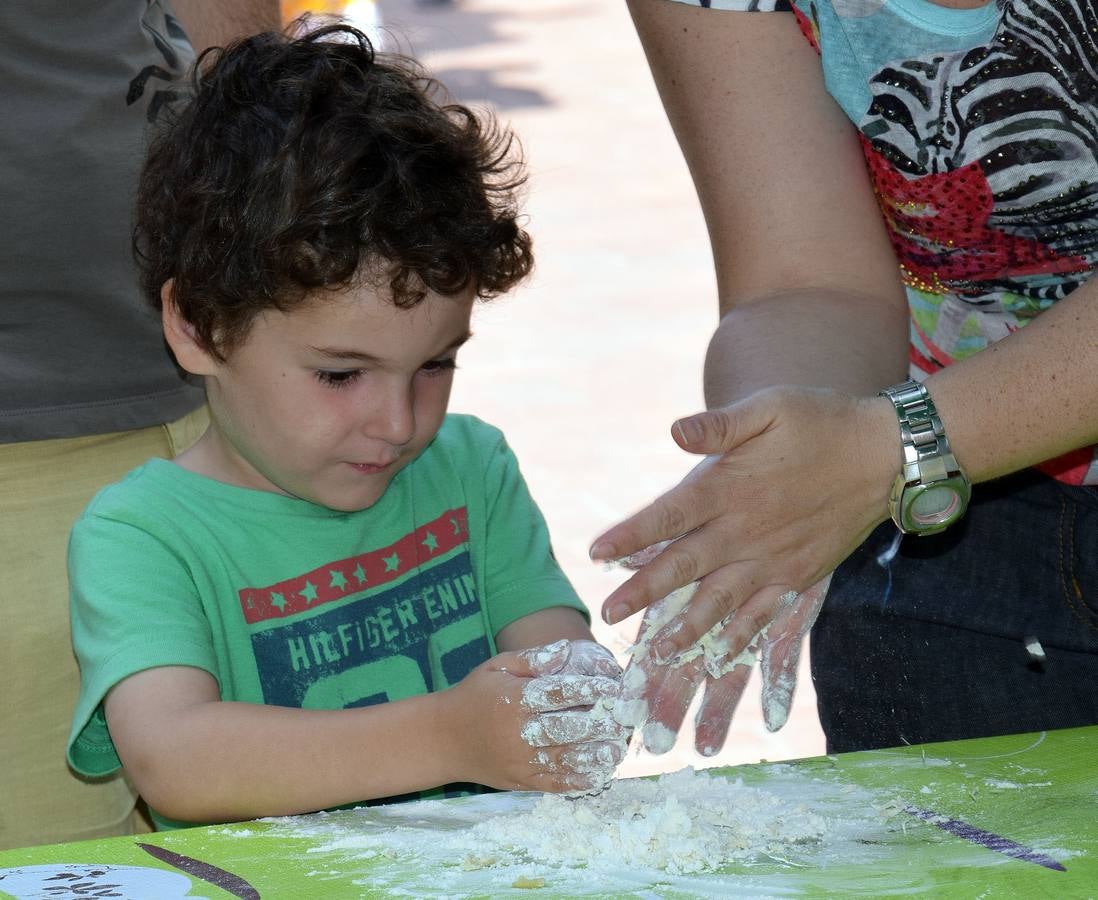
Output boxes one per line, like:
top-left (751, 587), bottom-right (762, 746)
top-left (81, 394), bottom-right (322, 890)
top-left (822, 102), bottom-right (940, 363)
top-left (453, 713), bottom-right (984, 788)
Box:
top-left (312, 0), bottom-right (828, 775)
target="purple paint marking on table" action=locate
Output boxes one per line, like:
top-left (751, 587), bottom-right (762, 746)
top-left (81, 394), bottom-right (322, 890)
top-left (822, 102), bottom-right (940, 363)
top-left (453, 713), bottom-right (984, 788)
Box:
top-left (904, 805), bottom-right (1066, 871)
top-left (137, 843), bottom-right (261, 898)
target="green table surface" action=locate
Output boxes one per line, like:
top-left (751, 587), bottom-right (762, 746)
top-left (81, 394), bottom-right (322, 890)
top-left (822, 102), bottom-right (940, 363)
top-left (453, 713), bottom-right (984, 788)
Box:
top-left (2, 726), bottom-right (1095, 899)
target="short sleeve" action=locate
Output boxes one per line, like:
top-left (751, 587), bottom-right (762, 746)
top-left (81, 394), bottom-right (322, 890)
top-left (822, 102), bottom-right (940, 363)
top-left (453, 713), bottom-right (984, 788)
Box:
top-left (477, 434), bottom-right (589, 636)
top-left (67, 510), bottom-right (219, 776)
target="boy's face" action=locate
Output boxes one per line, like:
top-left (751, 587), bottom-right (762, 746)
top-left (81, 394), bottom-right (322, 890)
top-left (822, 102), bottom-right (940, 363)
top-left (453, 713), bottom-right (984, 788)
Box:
top-left (176, 281), bottom-right (474, 512)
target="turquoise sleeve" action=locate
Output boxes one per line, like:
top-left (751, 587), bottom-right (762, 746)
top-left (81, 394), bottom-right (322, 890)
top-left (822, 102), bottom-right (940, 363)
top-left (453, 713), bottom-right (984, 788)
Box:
top-left (477, 433), bottom-right (589, 637)
top-left (67, 510), bottom-right (219, 776)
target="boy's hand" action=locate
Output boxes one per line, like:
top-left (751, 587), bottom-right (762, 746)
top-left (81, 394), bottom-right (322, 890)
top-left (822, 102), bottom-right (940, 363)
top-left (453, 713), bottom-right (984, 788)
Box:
top-left (511, 638), bottom-right (623, 678)
top-left (448, 645), bottom-right (629, 794)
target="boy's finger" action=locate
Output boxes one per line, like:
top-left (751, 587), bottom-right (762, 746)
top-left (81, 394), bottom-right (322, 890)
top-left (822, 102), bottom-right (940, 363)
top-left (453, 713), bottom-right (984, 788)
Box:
top-left (520, 709), bottom-right (630, 747)
top-left (534, 739), bottom-right (627, 777)
top-left (521, 674), bottom-right (621, 712)
top-left (556, 640), bottom-right (623, 677)
top-left (489, 640), bottom-right (569, 677)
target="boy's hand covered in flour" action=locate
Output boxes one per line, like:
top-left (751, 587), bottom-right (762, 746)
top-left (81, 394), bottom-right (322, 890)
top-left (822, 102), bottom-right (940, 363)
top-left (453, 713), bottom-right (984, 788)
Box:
top-left (448, 640), bottom-right (630, 795)
top-left (611, 543), bottom-right (828, 756)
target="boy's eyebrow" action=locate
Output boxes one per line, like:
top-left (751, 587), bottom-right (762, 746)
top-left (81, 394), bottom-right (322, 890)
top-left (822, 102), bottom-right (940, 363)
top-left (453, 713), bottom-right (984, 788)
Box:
top-left (309, 331), bottom-right (474, 362)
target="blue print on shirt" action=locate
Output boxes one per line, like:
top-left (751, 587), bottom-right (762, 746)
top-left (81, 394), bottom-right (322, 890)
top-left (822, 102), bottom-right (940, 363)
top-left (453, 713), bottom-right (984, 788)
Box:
top-left (250, 551), bottom-right (488, 708)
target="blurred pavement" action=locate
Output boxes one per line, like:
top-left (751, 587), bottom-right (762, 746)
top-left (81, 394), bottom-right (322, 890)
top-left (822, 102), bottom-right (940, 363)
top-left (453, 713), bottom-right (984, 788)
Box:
top-left (373, 0), bottom-right (828, 775)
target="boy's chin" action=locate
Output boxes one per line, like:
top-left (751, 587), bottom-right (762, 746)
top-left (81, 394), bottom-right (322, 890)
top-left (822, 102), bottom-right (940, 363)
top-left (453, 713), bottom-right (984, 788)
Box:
top-left (311, 487), bottom-right (388, 514)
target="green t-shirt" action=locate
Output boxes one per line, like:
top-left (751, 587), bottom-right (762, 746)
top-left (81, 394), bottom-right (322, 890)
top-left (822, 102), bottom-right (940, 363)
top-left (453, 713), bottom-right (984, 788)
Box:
top-left (67, 414), bottom-right (586, 818)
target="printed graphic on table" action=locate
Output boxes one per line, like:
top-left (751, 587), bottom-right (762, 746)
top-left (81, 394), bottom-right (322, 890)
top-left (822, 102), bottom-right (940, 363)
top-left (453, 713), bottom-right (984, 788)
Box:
top-left (239, 508), bottom-right (489, 709)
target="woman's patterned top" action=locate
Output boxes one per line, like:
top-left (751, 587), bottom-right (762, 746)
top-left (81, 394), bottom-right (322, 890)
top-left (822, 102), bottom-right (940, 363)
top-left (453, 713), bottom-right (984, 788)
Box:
top-left (668, 0), bottom-right (1098, 485)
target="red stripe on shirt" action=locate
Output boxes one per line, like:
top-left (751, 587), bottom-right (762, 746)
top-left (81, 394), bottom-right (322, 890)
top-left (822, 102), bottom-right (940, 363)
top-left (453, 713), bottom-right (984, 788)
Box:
top-left (238, 507), bottom-right (469, 624)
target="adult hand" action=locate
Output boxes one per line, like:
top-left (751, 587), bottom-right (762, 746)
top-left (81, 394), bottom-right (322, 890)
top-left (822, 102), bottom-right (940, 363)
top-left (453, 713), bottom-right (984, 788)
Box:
top-left (613, 571), bottom-right (830, 756)
top-left (591, 386), bottom-right (896, 725)
top-left (450, 644), bottom-right (629, 794)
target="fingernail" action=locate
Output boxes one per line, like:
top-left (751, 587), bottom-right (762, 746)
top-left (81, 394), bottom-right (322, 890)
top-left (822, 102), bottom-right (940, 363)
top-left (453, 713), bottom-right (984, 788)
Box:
top-left (653, 637), bottom-right (678, 665)
top-left (674, 416), bottom-right (703, 445)
top-left (602, 602), bottom-right (629, 625)
top-left (589, 540), bottom-right (614, 562)
top-left (642, 721), bottom-right (676, 754)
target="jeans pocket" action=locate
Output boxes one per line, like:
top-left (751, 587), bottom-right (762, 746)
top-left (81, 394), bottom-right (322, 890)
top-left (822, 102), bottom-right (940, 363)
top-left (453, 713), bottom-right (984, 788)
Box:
top-left (1056, 486), bottom-right (1098, 638)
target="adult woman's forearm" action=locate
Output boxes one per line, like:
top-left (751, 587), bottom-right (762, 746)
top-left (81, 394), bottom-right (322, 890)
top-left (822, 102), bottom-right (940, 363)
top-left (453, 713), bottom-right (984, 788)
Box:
top-left (702, 277), bottom-right (1097, 500)
top-left (922, 283), bottom-right (1098, 485)
top-left (702, 287), bottom-right (909, 409)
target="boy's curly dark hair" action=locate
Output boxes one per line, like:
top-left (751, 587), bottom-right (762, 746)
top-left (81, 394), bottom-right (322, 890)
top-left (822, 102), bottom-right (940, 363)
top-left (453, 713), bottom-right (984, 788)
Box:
top-left (135, 21), bottom-right (533, 358)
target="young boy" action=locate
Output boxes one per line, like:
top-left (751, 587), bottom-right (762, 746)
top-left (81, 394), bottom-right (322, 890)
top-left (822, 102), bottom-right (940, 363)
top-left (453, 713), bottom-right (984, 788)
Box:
top-left (66, 22), bottom-right (627, 830)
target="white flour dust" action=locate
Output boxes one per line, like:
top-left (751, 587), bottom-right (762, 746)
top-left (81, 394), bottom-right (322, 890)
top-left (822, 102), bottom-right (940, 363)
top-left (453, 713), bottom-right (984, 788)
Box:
top-left (517, 672), bottom-right (629, 794)
top-left (459, 767), bottom-right (827, 875)
top-left (255, 764), bottom-right (897, 897)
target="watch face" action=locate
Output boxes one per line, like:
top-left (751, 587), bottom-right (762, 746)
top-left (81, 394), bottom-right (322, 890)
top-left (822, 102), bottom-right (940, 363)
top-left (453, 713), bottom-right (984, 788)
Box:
top-left (895, 474), bottom-right (972, 534)
top-left (910, 484), bottom-right (963, 527)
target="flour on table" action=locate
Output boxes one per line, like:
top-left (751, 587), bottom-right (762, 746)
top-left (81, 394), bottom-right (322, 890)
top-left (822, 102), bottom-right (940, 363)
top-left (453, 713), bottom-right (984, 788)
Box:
top-left (460, 767), bottom-right (827, 875)
top-left (292, 768), bottom-right (837, 877)
top-left (255, 764), bottom-right (900, 897)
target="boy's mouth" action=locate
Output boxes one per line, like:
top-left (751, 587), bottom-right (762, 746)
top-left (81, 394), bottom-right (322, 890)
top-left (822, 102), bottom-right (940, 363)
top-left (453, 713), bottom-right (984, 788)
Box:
top-left (348, 460), bottom-right (396, 474)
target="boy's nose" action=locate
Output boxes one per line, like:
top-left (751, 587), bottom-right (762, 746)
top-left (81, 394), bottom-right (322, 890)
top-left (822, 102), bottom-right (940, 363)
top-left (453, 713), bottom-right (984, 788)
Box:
top-left (367, 382), bottom-right (415, 447)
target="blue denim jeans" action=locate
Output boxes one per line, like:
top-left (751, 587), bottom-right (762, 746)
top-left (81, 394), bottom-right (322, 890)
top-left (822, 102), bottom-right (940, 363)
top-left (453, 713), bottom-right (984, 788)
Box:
top-left (810, 469), bottom-right (1098, 753)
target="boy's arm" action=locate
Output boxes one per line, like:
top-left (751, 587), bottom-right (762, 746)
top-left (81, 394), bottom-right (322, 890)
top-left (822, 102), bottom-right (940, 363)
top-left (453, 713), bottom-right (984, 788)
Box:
top-left (171, 0), bottom-right (282, 56)
top-left (495, 606), bottom-right (594, 652)
top-left (105, 652), bottom-right (623, 824)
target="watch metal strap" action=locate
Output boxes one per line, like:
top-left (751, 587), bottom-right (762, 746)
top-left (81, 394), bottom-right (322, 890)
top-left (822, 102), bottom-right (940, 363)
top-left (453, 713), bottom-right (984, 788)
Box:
top-left (879, 380), bottom-right (957, 483)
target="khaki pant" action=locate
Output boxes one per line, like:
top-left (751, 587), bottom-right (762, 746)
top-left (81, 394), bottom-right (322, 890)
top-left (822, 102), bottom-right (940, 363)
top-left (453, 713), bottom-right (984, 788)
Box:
top-left (0, 406), bottom-right (208, 851)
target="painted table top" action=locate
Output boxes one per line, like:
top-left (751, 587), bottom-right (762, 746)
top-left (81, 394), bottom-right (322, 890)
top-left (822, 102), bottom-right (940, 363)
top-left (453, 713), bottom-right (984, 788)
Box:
top-left (2, 726), bottom-right (1095, 899)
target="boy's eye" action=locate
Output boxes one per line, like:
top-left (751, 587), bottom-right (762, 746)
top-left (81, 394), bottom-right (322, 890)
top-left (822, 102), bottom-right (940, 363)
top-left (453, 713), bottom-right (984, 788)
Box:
top-left (420, 358), bottom-right (458, 376)
top-left (315, 369), bottom-right (362, 388)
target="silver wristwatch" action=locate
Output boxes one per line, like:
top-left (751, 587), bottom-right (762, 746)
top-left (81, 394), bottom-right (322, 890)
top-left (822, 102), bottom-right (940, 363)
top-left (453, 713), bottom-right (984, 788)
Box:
top-left (878, 380), bottom-right (971, 536)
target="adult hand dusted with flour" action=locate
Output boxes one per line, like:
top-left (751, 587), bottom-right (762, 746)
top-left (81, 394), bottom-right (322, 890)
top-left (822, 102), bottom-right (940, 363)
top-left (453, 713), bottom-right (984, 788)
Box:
top-left (450, 640), bottom-right (629, 794)
top-left (593, 388), bottom-right (897, 752)
top-left (615, 559), bottom-right (830, 757)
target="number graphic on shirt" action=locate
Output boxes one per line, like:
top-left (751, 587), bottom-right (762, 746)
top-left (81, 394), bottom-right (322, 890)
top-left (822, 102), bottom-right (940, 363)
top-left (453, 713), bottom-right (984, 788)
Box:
top-left (301, 655), bottom-right (427, 709)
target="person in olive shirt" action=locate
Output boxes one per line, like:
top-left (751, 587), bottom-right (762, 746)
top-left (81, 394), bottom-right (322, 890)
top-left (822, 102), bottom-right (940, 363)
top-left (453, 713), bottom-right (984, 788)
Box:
top-left (0, 0), bottom-right (281, 850)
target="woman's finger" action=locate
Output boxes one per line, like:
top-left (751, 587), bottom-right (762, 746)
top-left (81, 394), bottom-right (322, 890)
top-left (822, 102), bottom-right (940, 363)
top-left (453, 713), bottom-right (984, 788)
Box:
top-left (638, 653), bottom-right (706, 754)
top-left (693, 661), bottom-right (753, 757)
top-left (646, 567), bottom-right (790, 663)
top-left (590, 475), bottom-right (712, 572)
top-left (758, 576), bottom-right (830, 731)
top-left (599, 506), bottom-right (751, 626)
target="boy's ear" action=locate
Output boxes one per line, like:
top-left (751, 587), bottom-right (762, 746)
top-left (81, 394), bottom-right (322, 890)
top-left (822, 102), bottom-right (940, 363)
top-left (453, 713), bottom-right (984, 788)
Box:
top-left (161, 280), bottom-right (217, 376)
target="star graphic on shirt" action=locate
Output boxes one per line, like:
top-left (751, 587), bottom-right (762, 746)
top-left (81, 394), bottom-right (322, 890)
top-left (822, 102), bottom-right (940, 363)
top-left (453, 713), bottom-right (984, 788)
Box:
top-left (383, 553), bottom-right (401, 572)
top-left (300, 581), bottom-right (318, 604)
top-left (270, 592), bottom-right (287, 613)
top-left (353, 563), bottom-right (367, 584)
top-left (422, 532), bottom-right (439, 554)
top-left (329, 569), bottom-right (348, 591)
